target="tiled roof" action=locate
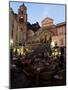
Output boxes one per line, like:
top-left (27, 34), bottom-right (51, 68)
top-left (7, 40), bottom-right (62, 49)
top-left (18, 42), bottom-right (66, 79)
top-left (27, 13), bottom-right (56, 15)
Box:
top-left (56, 22), bottom-right (66, 27)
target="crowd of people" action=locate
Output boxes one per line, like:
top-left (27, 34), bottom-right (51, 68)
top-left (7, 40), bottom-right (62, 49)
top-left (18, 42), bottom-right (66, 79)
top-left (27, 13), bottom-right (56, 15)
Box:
top-left (10, 46), bottom-right (66, 88)
top-left (10, 46), bottom-right (65, 73)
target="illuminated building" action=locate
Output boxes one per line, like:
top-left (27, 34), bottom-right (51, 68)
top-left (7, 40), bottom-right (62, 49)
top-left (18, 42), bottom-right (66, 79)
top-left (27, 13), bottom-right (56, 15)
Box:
top-left (9, 4), bottom-right (66, 55)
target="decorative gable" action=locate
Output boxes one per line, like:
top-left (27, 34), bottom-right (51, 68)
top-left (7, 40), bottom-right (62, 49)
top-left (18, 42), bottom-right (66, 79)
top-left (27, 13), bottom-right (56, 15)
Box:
top-left (41, 17), bottom-right (54, 27)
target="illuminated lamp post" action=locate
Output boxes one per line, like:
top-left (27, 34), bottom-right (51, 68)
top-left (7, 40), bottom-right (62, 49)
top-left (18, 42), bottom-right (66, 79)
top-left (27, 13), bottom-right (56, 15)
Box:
top-left (10, 39), bottom-right (13, 59)
top-left (51, 41), bottom-right (55, 56)
top-left (17, 42), bottom-right (26, 56)
top-left (51, 42), bottom-right (61, 57)
top-left (20, 46), bottom-right (25, 55)
top-left (51, 41), bottom-right (55, 48)
top-left (10, 39), bottom-right (13, 48)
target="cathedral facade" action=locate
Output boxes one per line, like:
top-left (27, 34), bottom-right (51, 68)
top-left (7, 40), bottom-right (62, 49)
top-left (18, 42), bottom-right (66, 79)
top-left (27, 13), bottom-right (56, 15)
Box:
top-left (9, 4), bottom-right (66, 53)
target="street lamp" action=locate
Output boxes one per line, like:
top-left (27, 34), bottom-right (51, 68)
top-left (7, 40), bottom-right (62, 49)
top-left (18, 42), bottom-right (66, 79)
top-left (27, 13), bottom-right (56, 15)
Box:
top-left (16, 46), bottom-right (26, 56)
top-left (52, 46), bottom-right (61, 57)
top-left (51, 41), bottom-right (55, 48)
top-left (10, 39), bottom-right (13, 58)
top-left (10, 39), bottom-right (13, 46)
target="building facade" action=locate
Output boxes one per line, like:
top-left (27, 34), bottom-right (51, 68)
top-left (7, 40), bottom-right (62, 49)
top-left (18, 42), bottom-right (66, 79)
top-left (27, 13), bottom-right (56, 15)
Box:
top-left (9, 4), bottom-right (66, 51)
top-left (41, 17), bottom-right (66, 48)
top-left (10, 4), bottom-right (28, 48)
top-left (9, 8), bottom-right (18, 47)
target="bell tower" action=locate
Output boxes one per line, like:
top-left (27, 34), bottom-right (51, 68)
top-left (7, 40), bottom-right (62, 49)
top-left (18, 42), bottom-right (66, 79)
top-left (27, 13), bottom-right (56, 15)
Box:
top-left (17, 3), bottom-right (27, 46)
